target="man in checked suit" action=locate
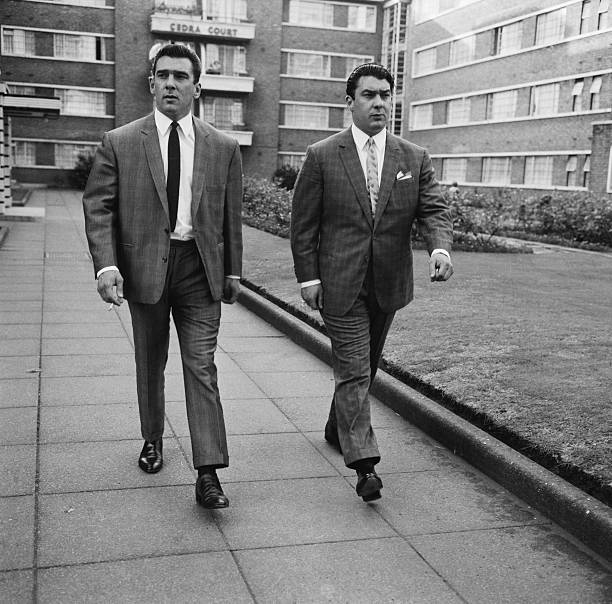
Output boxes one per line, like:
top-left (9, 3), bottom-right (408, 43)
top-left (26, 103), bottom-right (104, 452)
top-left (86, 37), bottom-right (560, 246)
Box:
top-left (82, 44), bottom-right (242, 509)
top-left (290, 63), bottom-right (454, 502)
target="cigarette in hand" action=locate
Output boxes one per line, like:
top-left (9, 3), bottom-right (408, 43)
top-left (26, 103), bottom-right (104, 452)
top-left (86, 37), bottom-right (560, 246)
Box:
top-left (107, 303), bottom-right (114, 311)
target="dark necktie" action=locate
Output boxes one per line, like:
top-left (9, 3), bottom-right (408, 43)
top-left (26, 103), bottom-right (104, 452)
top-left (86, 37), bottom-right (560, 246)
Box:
top-left (167, 121), bottom-right (180, 231)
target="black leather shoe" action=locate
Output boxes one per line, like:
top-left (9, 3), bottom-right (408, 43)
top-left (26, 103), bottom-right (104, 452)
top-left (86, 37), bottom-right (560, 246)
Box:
top-left (195, 471), bottom-right (229, 509)
top-left (138, 440), bottom-right (163, 474)
top-left (356, 471), bottom-right (383, 502)
top-left (324, 421), bottom-right (342, 453)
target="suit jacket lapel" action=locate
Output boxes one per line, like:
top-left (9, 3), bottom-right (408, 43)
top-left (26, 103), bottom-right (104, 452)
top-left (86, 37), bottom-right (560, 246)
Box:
top-left (374, 134), bottom-right (400, 227)
top-left (191, 118), bottom-right (210, 217)
top-left (337, 129), bottom-right (374, 228)
top-left (141, 114), bottom-right (169, 217)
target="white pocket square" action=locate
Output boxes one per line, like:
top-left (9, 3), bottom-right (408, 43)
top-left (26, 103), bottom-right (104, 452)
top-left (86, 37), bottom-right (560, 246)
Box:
top-left (396, 171), bottom-right (412, 181)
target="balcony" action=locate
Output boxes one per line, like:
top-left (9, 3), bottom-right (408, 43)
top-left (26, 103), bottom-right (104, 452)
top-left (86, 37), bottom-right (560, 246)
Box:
top-left (200, 74), bottom-right (254, 94)
top-left (151, 3), bottom-right (255, 41)
top-left (1, 94), bottom-right (61, 119)
top-left (224, 130), bottom-right (252, 146)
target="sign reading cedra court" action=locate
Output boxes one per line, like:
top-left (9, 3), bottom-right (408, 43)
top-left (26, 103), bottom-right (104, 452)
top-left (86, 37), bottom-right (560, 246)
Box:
top-left (151, 15), bottom-right (255, 40)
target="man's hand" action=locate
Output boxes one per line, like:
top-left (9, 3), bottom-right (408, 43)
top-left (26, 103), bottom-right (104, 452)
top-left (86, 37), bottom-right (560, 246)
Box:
top-left (429, 252), bottom-right (454, 282)
top-left (222, 277), bottom-right (240, 304)
top-left (301, 283), bottom-right (323, 310)
top-left (97, 270), bottom-right (124, 305)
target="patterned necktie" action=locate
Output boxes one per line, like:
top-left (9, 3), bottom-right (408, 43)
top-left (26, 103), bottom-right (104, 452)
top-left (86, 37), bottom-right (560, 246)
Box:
top-left (365, 137), bottom-right (379, 217)
top-left (167, 121), bottom-right (180, 232)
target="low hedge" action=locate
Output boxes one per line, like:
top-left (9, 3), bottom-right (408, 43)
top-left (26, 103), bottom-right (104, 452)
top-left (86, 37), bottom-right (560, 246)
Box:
top-left (241, 177), bottom-right (612, 252)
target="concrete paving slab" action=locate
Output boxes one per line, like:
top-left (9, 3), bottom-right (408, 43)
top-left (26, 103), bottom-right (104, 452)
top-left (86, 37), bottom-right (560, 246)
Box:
top-left (41, 337), bottom-right (134, 356)
top-left (41, 375), bottom-right (136, 406)
top-left (273, 394), bottom-right (409, 432)
top-left (212, 477), bottom-right (395, 549)
top-left (217, 334), bottom-right (300, 353)
top-left (37, 552), bottom-right (254, 604)
top-left (41, 353), bottom-right (136, 378)
top-left (0, 407), bottom-right (38, 445)
top-left (0, 378), bottom-right (39, 408)
top-left (39, 403), bottom-right (145, 443)
top-left (0, 324), bottom-right (41, 339)
top-left (0, 495), bottom-right (34, 571)
top-left (219, 318), bottom-right (286, 338)
top-left (235, 538), bottom-right (463, 603)
top-left (38, 439), bottom-right (194, 494)
top-left (42, 310), bottom-right (120, 324)
top-left (0, 311), bottom-right (42, 324)
top-left (37, 486), bottom-right (227, 567)
top-left (166, 398), bottom-right (296, 437)
top-left (0, 338), bottom-right (40, 356)
top-left (247, 370), bottom-right (335, 398)
top-left (375, 466), bottom-right (545, 536)
top-left (0, 301), bottom-right (41, 311)
top-left (408, 525), bottom-right (612, 603)
top-left (0, 570), bottom-right (33, 604)
top-left (231, 349), bottom-right (330, 373)
top-left (0, 356), bottom-right (40, 380)
top-left (0, 290), bottom-right (43, 302)
top-left (0, 445), bottom-right (36, 496)
top-left (43, 322), bottom-right (128, 339)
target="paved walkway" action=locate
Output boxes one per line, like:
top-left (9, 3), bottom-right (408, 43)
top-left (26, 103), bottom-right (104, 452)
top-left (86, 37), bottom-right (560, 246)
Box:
top-left (1, 190), bottom-right (611, 603)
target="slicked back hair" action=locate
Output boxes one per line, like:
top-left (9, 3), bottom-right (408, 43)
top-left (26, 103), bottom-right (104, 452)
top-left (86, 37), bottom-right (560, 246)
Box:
top-left (346, 63), bottom-right (394, 98)
top-left (151, 43), bottom-right (202, 83)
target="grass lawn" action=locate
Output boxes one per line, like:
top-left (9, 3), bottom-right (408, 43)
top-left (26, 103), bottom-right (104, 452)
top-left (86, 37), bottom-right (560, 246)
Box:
top-left (241, 225), bottom-right (612, 506)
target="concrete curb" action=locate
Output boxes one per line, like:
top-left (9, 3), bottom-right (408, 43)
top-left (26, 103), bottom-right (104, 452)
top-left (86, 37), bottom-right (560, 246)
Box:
top-left (238, 285), bottom-right (612, 563)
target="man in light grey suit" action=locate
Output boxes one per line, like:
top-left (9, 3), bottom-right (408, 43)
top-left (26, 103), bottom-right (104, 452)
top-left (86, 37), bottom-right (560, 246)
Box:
top-left (83, 44), bottom-right (242, 509)
top-left (291, 63), bottom-right (454, 502)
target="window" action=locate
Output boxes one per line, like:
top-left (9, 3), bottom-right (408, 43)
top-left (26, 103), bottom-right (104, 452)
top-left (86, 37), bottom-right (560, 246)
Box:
top-left (278, 153), bottom-right (305, 169)
top-left (580, 0), bottom-right (592, 33)
top-left (203, 97), bottom-right (245, 129)
top-left (590, 76), bottom-right (602, 109)
top-left (283, 104), bottom-right (329, 129)
top-left (10, 85), bottom-right (36, 96)
top-left (449, 35), bottom-right (474, 65)
top-left (55, 143), bottom-right (96, 169)
top-left (583, 155), bottom-right (590, 187)
top-left (347, 5), bottom-right (376, 31)
top-left (156, 0), bottom-right (198, 13)
top-left (442, 158), bottom-right (467, 182)
top-left (203, 44), bottom-right (246, 76)
top-left (535, 8), bottom-right (566, 45)
top-left (286, 52), bottom-right (330, 78)
top-left (14, 141), bottom-right (36, 167)
top-left (288, 0), bottom-right (333, 27)
top-left (572, 79), bottom-right (584, 111)
top-left (55, 89), bottom-right (108, 116)
top-left (2, 28), bottom-right (35, 56)
top-left (205, 0), bottom-right (247, 22)
top-left (566, 155), bottom-right (578, 186)
top-left (493, 21), bottom-right (522, 55)
top-left (287, 1), bottom-right (374, 31)
top-left (415, 47), bottom-right (437, 74)
top-left (597, 0), bottom-right (609, 29)
top-left (482, 157), bottom-right (511, 184)
top-left (412, 104), bottom-right (433, 128)
top-left (530, 83), bottom-right (560, 116)
top-left (447, 98), bottom-right (470, 124)
top-left (486, 90), bottom-right (517, 120)
top-left (413, 0), bottom-right (479, 22)
top-left (524, 156), bottom-right (553, 186)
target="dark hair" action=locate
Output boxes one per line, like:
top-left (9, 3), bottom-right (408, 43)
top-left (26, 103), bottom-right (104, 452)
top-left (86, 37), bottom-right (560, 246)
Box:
top-left (346, 63), bottom-right (394, 98)
top-left (151, 43), bottom-right (202, 83)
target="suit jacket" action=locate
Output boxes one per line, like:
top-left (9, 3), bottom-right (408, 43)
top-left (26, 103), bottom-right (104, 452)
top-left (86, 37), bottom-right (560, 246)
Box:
top-left (82, 113), bottom-right (243, 304)
top-left (290, 128), bottom-right (453, 316)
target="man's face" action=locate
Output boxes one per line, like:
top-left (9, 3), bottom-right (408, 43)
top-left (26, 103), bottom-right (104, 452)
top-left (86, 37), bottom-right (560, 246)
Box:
top-left (346, 75), bottom-right (392, 136)
top-left (149, 56), bottom-right (201, 121)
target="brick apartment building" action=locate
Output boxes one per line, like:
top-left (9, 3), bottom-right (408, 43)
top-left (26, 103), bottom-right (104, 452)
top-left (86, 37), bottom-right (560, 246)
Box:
top-left (0, 0), bottom-right (610, 195)
top-left (407, 0), bottom-right (612, 194)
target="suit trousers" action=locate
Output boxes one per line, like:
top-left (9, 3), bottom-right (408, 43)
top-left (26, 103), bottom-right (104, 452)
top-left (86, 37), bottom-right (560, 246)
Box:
top-left (321, 267), bottom-right (395, 468)
top-left (128, 239), bottom-right (228, 469)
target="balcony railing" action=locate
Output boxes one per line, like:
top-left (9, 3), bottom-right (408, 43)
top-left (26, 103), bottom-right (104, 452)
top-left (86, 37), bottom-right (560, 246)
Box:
top-left (200, 74), bottom-right (254, 93)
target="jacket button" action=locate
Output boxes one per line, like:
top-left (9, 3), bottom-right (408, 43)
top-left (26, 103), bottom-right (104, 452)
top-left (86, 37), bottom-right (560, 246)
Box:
top-left (162, 257), bottom-right (167, 263)
top-left (164, 228), bottom-right (169, 234)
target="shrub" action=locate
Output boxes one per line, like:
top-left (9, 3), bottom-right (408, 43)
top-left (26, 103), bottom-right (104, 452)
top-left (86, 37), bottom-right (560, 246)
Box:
top-left (70, 151), bottom-right (95, 190)
top-left (272, 164), bottom-right (299, 190)
top-left (242, 176), bottom-right (292, 237)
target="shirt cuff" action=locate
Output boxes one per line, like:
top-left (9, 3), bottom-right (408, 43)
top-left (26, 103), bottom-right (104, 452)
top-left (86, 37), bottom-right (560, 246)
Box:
top-left (96, 266), bottom-right (119, 279)
top-left (431, 249), bottom-right (450, 259)
top-left (300, 279), bottom-right (321, 288)
top-left (226, 275), bottom-right (240, 279)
